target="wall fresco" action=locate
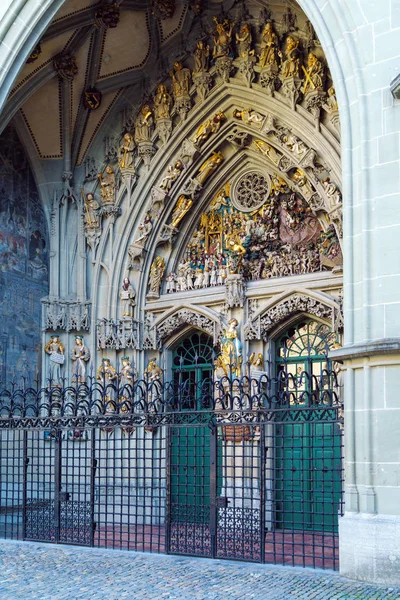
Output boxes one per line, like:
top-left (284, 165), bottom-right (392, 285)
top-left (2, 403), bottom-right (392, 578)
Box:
top-left (0, 126), bottom-right (48, 387)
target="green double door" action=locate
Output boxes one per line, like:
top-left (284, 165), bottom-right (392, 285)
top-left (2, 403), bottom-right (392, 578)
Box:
top-left (275, 321), bottom-right (343, 533)
top-left (170, 333), bottom-right (213, 521)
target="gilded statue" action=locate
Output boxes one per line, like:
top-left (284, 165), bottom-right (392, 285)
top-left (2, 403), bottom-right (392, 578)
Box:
top-left (170, 61), bottom-right (191, 98)
top-left (118, 133), bottom-right (135, 169)
top-left (220, 318), bottom-right (242, 377)
top-left (96, 358), bottom-right (117, 409)
top-left (233, 108), bottom-right (264, 126)
top-left (196, 151), bottom-right (224, 185)
top-left (84, 192), bottom-right (101, 228)
top-left (259, 22), bottom-right (279, 69)
top-left (159, 160), bottom-right (184, 192)
top-left (236, 23), bottom-right (254, 58)
top-left (134, 105), bottom-right (153, 143)
top-left (144, 358), bottom-right (163, 382)
top-left (170, 195), bottom-right (193, 229)
top-left (194, 40), bottom-right (210, 72)
top-left (212, 18), bottom-right (233, 59)
top-left (148, 256), bottom-right (165, 295)
top-left (279, 35), bottom-right (301, 78)
top-left (119, 277), bottom-right (136, 317)
top-left (191, 112), bottom-right (226, 147)
top-left (225, 232), bottom-right (246, 256)
top-left (44, 335), bottom-right (65, 384)
top-left (98, 165), bottom-right (116, 205)
top-left (71, 335), bottom-right (90, 383)
top-left (153, 84), bottom-right (172, 119)
top-left (302, 52), bottom-right (325, 92)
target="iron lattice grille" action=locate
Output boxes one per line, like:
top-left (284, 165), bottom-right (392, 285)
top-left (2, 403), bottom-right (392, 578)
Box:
top-left (0, 366), bottom-right (343, 570)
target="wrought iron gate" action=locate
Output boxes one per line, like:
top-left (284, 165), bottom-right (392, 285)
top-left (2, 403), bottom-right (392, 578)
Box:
top-left (0, 367), bottom-right (343, 569)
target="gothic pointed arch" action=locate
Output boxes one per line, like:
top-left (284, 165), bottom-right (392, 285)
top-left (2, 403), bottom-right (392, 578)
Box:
top-left (150, 304), bottom-right (222, 349)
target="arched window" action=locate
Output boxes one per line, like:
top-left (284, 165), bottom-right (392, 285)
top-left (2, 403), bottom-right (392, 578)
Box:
top-left (172, 331), bottom-right (214, 410)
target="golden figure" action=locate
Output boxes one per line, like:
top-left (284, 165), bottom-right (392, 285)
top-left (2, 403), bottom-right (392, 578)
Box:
top-left (98, 165), bottom-right (116, 205)
top-left (144, 358), bottom-right (163, 382)
top-left (280, 35), bottom-right (301, 78)
top-left (191, 112), bottom-right (226, 146)
top-left (212, 18), bottom-right (233, 59)
top-left (135, 105), bottom-right (153, 143)
top-left (214, 354), bottom-right (228, 379)
top-left (170, 61), bottom-right (191, 98)
top-left (259, 22), bottom-right (279, 69)
top-left (44, 335), bottom-right (65, 384)
top-left (148, 256), bottom-right (165, 295)
top-left (225, 232), bottom-right (246, 255)
top-left (84, 192), bottom-right (100, 228)
top-left (170, 195), bottom-right (193, 228)
top-left (153, 84), bottom-right (172, 119)
top-left (194, 40), bottom-right (210, 72)
top-left (236, 23), bottom-right (254, 58)
top-left (196, 151), bottom-right (224, 185)
top-left (220, 318), bottom-right (242, 377)
top-left (97, 358), bottom-right (118, 411)
top-left (249, 352), bottom-right (264, 370)
top-left (118, 133), bottom-right (135, 169)
top-left (302, 52), bottom-right (325, 93)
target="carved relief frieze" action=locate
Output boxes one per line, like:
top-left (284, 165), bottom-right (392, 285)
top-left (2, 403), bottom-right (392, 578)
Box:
top-left (42, 299), bottom-right (91, 333)
top-left (96, 317), bottom-right (140, 350)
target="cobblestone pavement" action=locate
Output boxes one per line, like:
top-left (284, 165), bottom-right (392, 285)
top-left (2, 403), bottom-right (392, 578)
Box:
top-left (0, 540), bottom-right (399, 600)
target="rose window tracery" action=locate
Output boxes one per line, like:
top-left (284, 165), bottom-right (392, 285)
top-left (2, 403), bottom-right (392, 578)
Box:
top-left (232, 171), bottom-right (271, 212)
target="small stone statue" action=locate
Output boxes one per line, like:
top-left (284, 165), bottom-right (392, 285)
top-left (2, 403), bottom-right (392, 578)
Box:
top-left (119, 277), bottom-right (136, 317)
top-left (144, 358), bottom-right (163, 382)
top-left (166, 272), bottom-right (176, 293)
top-left (170, 195), bottom-right (193, 228)
top-left (134, 213), bottom-right (153, 244)
top-left (194, 40), bottom-right (210, 72)
top-left (134, 105), bottom-right (154, 143)
top-left (118, 133), bottom-right (135, 169)
top-left (325, 86), bottom-right (338, 112)
top-left (153, 84), bottom-right (172, 119)
top-left (120, 356), bottom-right (137, 387)
top-left (84, 192), bottom-right (101, 228)
top-left (148, 256), bottom-right (165, 296)
top-left (44, 335), bottom-right (65, 385)
top-left (233, 108), bottom-right (264, 126)
top-left (71, 335), bottom-right (90, 384)
top-left (96, 358), bottom-right (117, 384)
top-left (159, 160), bottom-right (184, 192)
top-left (236, 23), bottom-right (254, 58)
top-left (196, 151), bottom-right (224, 185)
top-left (98, 165), bottom-right (116, 205)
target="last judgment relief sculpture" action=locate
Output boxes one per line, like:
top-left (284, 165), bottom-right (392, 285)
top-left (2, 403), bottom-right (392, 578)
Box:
top-left (164, 178), bottom-right (342, 293)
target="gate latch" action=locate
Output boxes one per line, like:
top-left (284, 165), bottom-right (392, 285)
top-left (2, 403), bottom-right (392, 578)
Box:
top-left (216, 496), bottom-right (229, 508)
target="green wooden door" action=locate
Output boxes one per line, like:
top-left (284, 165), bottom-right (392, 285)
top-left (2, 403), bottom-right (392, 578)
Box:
top-left (170, 332), bottom-right (213, 522)
top-left (275, 321), bottom-right (342, 533)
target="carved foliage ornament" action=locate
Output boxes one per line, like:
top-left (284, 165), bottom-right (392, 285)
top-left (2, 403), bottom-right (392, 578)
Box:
top-left (156, 309), bottom-right (220, 346)
top-left (256, 295), bottom-right (333, 340)
top-left (95, 3), bottom-right (120, 28)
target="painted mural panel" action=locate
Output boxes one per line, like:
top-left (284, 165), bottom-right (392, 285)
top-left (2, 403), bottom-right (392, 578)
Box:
top-left (0, 126), bottom-right (48, 387)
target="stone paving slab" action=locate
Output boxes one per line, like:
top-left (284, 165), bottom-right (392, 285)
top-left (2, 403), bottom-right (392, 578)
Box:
top-left (0, 540), bottom-right (399, 600)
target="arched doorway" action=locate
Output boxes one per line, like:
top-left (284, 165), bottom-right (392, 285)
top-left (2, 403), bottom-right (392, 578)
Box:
top-left (169, 331), bottom-right (215, 556)
top-left (273, 319), bottom-right (343, 559)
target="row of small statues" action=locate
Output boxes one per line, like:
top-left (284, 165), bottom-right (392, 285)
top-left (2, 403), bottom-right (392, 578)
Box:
top-left (44, 335), bottom-right (90, 385)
